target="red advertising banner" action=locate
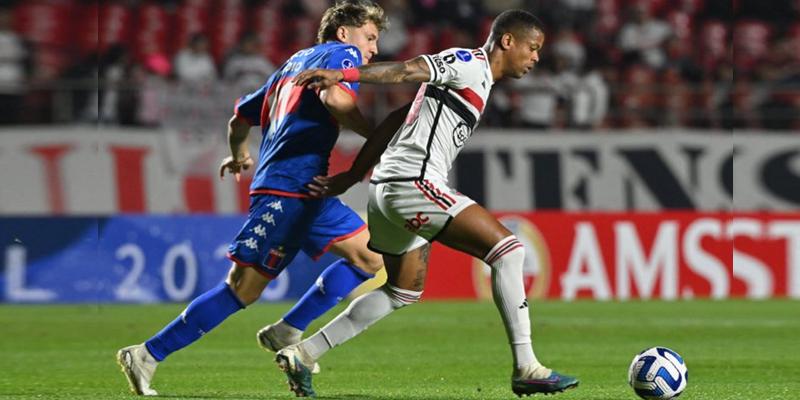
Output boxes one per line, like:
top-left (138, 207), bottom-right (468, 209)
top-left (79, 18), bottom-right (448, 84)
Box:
top-left (424, 212), bottom-right (799, 300)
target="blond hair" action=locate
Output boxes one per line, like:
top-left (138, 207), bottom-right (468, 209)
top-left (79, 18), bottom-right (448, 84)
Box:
top-left (317, 1), bottom-right (388, 44)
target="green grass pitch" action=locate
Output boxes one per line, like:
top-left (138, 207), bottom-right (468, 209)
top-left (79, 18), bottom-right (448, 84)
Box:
top-left (0, 300), bottom-right (796, 399)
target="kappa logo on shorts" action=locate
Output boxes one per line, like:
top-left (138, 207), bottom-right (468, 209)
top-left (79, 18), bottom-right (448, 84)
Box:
top-left (267, 200), bottom-right (283, 212)
top-left (243, 237), bottom-right (258, 250)
top-left (253, 224), bottom-right (267, 238)
top-left (404, 212), bottom-right (430, 232)
top-left (261, 212), bottom-right (276, 225)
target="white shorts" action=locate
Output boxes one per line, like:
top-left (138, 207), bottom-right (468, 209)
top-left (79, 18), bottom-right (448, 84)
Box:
top-left (367, 179), bottom-right (476, 255)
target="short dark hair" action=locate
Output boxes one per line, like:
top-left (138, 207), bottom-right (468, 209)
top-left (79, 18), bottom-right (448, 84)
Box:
top-left (317, 1), bottom-right (388, 44)
top-left (489, 10), bottom-right (544, 42)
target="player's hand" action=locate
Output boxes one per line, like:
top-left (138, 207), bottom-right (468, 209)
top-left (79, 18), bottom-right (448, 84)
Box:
top-left (293, 69), bottom-right (344, 90)
top-left (307, 171), bottom-right (360, 197)
top-left (219, 156), bottom-right (253, 183)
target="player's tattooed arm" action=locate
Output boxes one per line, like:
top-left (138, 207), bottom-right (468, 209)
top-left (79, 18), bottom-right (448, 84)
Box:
top-left (294, 57), bottom-right (431, 89)
top-left (356, 56), bottom-right (431, 84)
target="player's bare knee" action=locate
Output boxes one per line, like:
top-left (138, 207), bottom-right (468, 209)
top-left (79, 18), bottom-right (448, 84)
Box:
top-left (232, 286), bottom-right (261, 306)
top-left (225, 264), bottom-right (268, 306)
top-left (383, 284), bottom-right (422, 309)
top-left (484, 235), bottom-right (525, 269)
top-left (346, 249), bottom-right (384, 275)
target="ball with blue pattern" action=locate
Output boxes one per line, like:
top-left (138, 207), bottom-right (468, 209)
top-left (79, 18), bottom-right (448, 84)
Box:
top-left (628, 346), bottom-right (688, 399)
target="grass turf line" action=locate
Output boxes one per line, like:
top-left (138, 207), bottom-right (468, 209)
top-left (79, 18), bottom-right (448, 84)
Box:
top-left (0, 300), bottom-right (797, 399)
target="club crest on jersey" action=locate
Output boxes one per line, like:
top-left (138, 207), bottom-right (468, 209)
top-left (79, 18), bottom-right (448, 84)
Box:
top-left (341, 58), bottom-right (355, 69)
top-left (455, 50), bottom-right (472, 62)
top-left (265, 247), bottom-right (286, 270)
top-left (452, 121), bottom-right (472, 148)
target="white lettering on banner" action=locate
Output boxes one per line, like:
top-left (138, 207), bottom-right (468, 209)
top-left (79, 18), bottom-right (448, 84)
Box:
top-left (114, 244), bottom-right (157, 302)
top-left (1, 130), bottom-right (797, 214)
top-left (768, 222), bottom-right (800, 298)
top-left (114, 242), bottom-right (213, 302)
top-left (615, 222), bottom-right (678, 300)
top-left (4, 245), bottom-right (57, 302)
top-left (561, 223), bottom-right (612, 300)
top-left (683, 219), bottom-right (729, 299)
top-left (161, 242), bottom-right (198, 301)
top-left (727, 219), bottom-right (773, 299)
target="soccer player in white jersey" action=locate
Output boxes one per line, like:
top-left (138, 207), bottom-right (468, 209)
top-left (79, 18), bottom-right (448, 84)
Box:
top-left (278, 9), bottom-right (579, 397)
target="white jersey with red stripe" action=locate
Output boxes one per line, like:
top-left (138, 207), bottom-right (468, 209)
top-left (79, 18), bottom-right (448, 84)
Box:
top-left (370, 47), bottom-right (493, 184)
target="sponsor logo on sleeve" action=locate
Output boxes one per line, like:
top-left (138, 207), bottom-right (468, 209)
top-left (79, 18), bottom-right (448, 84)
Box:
top-left (431, 54), bottom-right (447, 74)
top-left (443, 53), bottom-right (456, 64)
top-left (455, 50), bottom-right (472, 62)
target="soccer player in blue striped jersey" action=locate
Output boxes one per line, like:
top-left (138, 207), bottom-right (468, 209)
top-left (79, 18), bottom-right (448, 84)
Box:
top-left (116, 2), bottom-right (409, 396)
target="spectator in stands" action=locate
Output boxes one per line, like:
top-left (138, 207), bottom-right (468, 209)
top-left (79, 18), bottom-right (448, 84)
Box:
top-left (551, 0), bottom-right (597, 30)
top-left (136, 53), bottom-right (171, 127)
top-left (508, 64), bottom-right (560, 130)
top-left (99, 45), bottom-right (133, 124)
top-left (372, 0), bottom-right (409, 60)
top-left (618, 3), bottom-right (673, 69)
top-left (566, 59), bottom-right (610, 129)
top-left (0, 8), bottom-right (28, 124)
top-left (173, 33), bottom-right (217, 83)
top-left (223, 32), bottom-right (275, 93)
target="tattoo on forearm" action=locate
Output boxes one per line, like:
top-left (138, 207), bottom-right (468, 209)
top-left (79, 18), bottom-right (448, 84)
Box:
top-left (359, 57), bottom-right (430, 83)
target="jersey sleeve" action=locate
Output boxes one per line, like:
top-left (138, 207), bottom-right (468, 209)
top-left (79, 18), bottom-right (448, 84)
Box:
top-left (420, 48), bottom-right (481, 89)
top-left (234, 84), bottom-right (267, 126)
top-left (325, 45), bottom-right (362, 99)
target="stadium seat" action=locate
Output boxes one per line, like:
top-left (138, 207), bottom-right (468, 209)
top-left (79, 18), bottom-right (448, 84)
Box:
top-left (733, 20), bottom-right (771, 73)
top-left (134, 4), bottom-right (172, 61)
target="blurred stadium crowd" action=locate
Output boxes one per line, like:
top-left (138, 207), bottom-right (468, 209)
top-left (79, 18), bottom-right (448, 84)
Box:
top-left (0, 0), bottom-right (796, 131)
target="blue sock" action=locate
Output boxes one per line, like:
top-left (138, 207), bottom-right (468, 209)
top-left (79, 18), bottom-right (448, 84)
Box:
top-left (145, 282), bottom-right (245, 361)
top-left (283, 259), bottom-right (375, 331)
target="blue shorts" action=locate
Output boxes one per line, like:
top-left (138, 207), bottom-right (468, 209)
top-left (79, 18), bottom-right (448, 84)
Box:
top-left (226, 194), bottom-right (365, 278)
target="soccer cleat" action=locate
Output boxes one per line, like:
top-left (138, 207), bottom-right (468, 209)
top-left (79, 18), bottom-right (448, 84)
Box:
top-left (116, 344), bottom-right (158, 396)
top-left (512, 365), bottom-right (579, 397)
top-left (275, 345), bottom-right (316, 397)
top-left (257, 323), bottom-right (320, 374)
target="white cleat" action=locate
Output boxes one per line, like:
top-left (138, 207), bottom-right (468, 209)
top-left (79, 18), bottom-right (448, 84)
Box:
top-left (116, 344), bottom-right (158, 396)
top-left (257, 322), bottom-right (321, 374)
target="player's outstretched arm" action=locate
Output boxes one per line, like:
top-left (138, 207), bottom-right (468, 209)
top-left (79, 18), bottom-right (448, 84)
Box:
top-left (318, 84), bottom-right (373, 138)
top-left (308, 102), bottom-right (412, 197)
top-left (219, 115), bottom-right (254, 183)
top-left (294, 56), bottom-right (432, 90)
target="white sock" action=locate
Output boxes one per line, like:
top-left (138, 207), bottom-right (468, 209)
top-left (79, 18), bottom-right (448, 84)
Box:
top-left (300, 285), bottom-right (422, 361)
top-left (485, 235), bottom-right (538, 369)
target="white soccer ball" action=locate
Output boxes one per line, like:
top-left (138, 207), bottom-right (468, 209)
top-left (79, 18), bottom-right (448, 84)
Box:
top-left (628, 346), bottom-right (688, 399)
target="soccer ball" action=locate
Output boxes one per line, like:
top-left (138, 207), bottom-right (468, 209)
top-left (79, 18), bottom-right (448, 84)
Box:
top-left (627, 347), bottom-right (688, 399)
